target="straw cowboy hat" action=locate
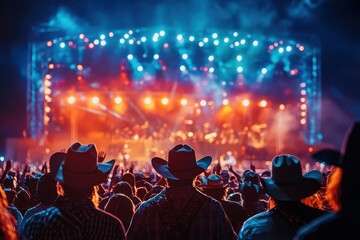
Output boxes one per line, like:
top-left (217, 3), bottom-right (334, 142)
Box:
top-left (260, 154), bottom-right (322, 201)
top-left (151, 144), bottom-right (212, 180)
top-left (55, 142), bottom-right (115, 187)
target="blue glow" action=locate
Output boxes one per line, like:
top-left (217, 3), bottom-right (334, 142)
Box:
top-left (60, 42), bottom-right (66, 48)
top-left (286, 46), bottom-right (292, 52)
top-left (236, 55), bottom-right (242, 61)
top-left (212, 33), bottom-right (218, 39)
top-left (253, 40), bottom-right (259, 46)
top-left (182, 53), bottom-right (188, 60)
top-left (159, 30), bottom-right (165, 36)
top-left (0, 156), bottom-right (4, 161)
top-left (237, 66), bottom-right (243, 73)
top-left (261, 68), bottom-right (267, 74)
top-left (137, 66), bottom-right (143, 71)
top-left (209, 67), bottom-right (215, 73)
top-left (100, 40), bottom-right (106, 46)
top-left (234, 41), bottom-right (240, 46)
top-left (199, 42), bottom-right (204, 47)
top-left (153, 54), bottom-right (159, 60)
top-left (94, 39), bottom-right (100, 45)
top-left (141, 36), bottom-right (147, 42)
top-left (213, 40), bottom-right (219, 45)
top-left (240, 39), bottom-right (246, 44)
top-left (233, 32), bottom-right (238, 37)
top-left (119, 39), bottom-right (125, 44)
top-left (100, 34), bottom-right (106, 40)
top-left (128, 39), bottom-right (134, 44)
top-left (203, 37), bottom-right (209, 43)
top-left (180, 65), bottom-right (186, 71)
top-left (189, 36), bottom-right (195, 41)
top-left (279, 47), bottom-right (284, 53)
top-left (224, 37), bottom-right (229, 43)
top-left (208, 55), bottom-right (214, 61)
top-left (124, 33), bottom-right (129, 39)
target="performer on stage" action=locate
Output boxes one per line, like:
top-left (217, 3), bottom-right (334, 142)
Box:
top-left (220, 151), bottom-right (237, 168)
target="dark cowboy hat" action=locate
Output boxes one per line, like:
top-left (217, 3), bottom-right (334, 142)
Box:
top-left (56, 142), bottom-right (115, 187)
top-left (49, 152), bottom-right (66, 179)
top-left (151, 144), bottom-right (212, 180)
top-left (311, 122), bottom-right (360, 169)
top-left (260, 154), bottom-right (322, 201)
top-left (201, 174), bottom-right (228, 189)
top-left (239, 182), bottom-right (260, 201)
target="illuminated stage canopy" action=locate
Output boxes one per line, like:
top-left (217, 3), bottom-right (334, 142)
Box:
top-left (27, 28), bottom-right (321, 162)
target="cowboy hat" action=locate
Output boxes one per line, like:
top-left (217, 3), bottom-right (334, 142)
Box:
top-left (201, 174), bottom-right (228, 189)
top-left (55, 142), bottom-right (115, 187)
top-left (239, 182), bottom-right (260, 201)
top-left (260, 154), bottom-right (322, 201)
top-left (49, 152), bottom-right (66, 179)
top-left (151, 144), bottom-right (212, 180)
top-left (311, 122), bottom-right (360, 170)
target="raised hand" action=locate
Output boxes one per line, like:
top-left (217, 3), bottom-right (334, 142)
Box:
top-left (5, 160), bottom-right (11, 172)
top-left (98, 150), bottom-right (106, 163)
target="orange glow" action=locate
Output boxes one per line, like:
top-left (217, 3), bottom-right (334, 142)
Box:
top-left (242, 99), bottom-right (250, 107)
top-left (279, 104), bottom-right (285, 110)
top-left (77, 65), bottom-right (83, 71)
top-left (308, 147), bottom-right (314, 153)
top-left (258, 100), bottom-right (267, 108)
top-left (300, 97), bottom-right (306, 103)
top-left (44, 88), bottom-right (51, 95)
top-left (301, 104), bottom-right (307, 110)
top-left (48, 63), bottom-right (55, 69)
top-left (114, 97), bottom-right (122, 104)
top-left (144, 97), bottom-right (152, 105)
top-left (180, 98), bottom-right (188, 106)
top-left (161, 97), bottom-right (169, 105)
top-left (300, 118), bottom-right (306, 125)
top-left (67, 96), bottom-right (75, 104)
top-left (46, 41), bottom-right (52, 47)
top-left (92, 96), bottom-right (99, 104)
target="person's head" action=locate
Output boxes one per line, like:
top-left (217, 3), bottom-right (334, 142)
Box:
top-left (54, 142), bottom-right (115, 207)
top-left (201, 174), bottom-right (228, 200)
top-left (104, 193), bottom-right (135, 230)
top-left (136, 187), bottom-right (148, 201)
top-left (112, 181), bottom-right (133, 199)
top-left (242, 170), bottom-right (260, 185)
top-left (0, 186), bottom-right (17, 240)
top-left (151, 144), bottom-right (212, 188)
top-left (239, 182), bottom-right (261, 203)
top-left (121, 173), bottom-right (136, 194)
top-left (311, 121), bottom-right (360, 209)
top-left (4, 188), bottom-right (16, 205)
top-left (227, 192), bottom-right (243, 203)
top-left (261, 154), bottom-right (322, 206)
top-left (37, 173), bottom-right (58, 205)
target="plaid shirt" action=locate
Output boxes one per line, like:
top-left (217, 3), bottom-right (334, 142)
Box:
top-left (20, 196), bottom-right (126, 240)
top-left (126, 186), bottom-right (236, 240)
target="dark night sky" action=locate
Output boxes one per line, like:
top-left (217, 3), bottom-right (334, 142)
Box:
top-left (0, 0), bottom-right (359, 156)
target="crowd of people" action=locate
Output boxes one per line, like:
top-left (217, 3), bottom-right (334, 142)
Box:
top-left (0, 121), bottom-right (358, 239)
